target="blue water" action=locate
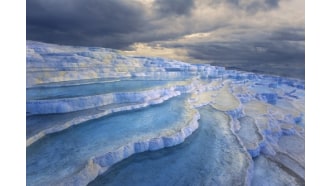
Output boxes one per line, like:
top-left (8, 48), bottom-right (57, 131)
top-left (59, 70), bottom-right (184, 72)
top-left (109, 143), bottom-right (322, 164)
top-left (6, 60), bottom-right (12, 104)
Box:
top-left (29, 78), bottom-right (121, 87)
top-left (26, 95), bottom-right (190, 186)
top-left (26, 80), bottom-right (178, 100)
top-left (89, 106), bottom-right (252, 186)
top-left (26, 102), bottom-right (134, 139)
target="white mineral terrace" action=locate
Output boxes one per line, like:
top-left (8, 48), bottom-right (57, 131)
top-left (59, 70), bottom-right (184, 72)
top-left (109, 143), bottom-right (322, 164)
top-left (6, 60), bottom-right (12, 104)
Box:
top-left (26, 41), bottom-right (305, 186)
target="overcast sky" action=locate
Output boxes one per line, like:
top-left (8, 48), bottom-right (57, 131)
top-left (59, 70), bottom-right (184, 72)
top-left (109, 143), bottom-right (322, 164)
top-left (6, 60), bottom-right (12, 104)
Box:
top-left (27, 0), bottom-right (305, 79)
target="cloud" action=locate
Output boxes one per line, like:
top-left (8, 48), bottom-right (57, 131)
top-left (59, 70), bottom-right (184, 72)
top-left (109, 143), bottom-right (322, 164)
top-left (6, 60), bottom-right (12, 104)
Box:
top-left (183, 27), bottom-right (304, 78)
top-left (27, 0), bottom-right (304, 48)
top-left (27, 0), bottom-right (200, 48)
top-left (138, 26), bottom-right (305, 78)
top-left (154, 0), bottom-right (195, 16)
top-left (121, 43), bottom-right (190, 62)
top-left (27, 0), bottom-right (149, 48)
top-left (186, 39), bottom-right (304, 64)
top-left (225, 0), bottom-right (280, 14)
top-left (269, 28), bottom-right (305, 41)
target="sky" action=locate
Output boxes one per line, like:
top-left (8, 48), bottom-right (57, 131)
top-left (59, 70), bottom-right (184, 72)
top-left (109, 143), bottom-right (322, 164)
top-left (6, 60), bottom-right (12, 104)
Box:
top-left (26, 0), bottom-right (305, 79)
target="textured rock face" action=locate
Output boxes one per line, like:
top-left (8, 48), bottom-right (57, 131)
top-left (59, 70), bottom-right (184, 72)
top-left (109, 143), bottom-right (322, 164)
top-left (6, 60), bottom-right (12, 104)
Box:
top-left (26, 41), bottom-right (304, 186)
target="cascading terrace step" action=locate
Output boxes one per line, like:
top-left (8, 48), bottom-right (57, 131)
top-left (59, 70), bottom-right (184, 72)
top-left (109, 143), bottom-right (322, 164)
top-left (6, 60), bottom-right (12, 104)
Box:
top-left (26, 78), bottom-right (206, 146)
top-left (27, 79), bottom-right (187, 100)
top-left (26, 95), bottom-right (199, 186)
top-left (26, 41), bottom-right (305, 186)
top-left (27, 102), bottom-right (159, 147)
top-left (88, 105), bottom-right (253, 186)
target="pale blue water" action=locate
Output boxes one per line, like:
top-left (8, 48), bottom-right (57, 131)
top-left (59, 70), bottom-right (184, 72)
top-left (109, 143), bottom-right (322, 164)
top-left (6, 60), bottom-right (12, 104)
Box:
top-left (89, 106), bottom-right (251, 186)
top-left (27, 80), bottom-right (177, 100)
top-left (30, 78), bottom-right (121, 87)
top-left (26, 102), bottom-right (135, 139)
top-left (26, 95), bottom-right (189, 186)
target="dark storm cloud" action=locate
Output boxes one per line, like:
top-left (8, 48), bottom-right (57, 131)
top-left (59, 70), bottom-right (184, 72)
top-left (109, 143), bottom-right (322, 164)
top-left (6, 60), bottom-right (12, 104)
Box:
top-left (162, 28), bottom-right (304, 61)
top-left (265, 0), bottom-right (280, 7)
top-left (186, 42), bottom-right (304, 79)
top-left (27, 0), bottom-right (199, 48)
top-left (269, 28), bottom-right (305, 41)
top-left (177, 28), bottom-right (305, 78)
top-left (226, 0), bottom-right (280, 14)
top-left (186, 41), bottom-right (304, 63)
top-left (154, 0), bottom-right (195, 16)
top-left (27, 0), bottom-right (289, 49)
top-left (27, 0), bottom-right (149, 48)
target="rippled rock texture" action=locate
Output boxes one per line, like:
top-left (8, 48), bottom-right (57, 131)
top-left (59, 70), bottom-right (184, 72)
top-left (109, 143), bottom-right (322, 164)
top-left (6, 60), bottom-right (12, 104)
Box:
top-left (26, 41), bottom-right (305, 186)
